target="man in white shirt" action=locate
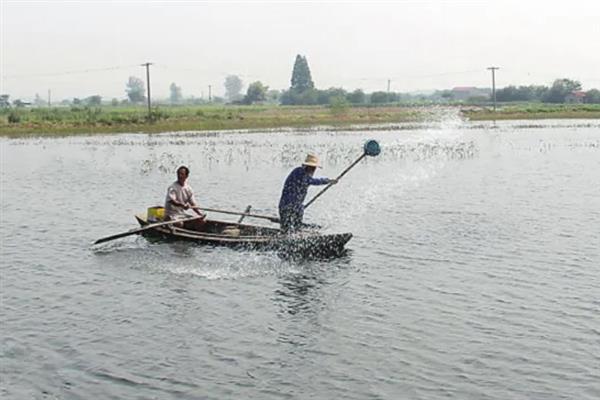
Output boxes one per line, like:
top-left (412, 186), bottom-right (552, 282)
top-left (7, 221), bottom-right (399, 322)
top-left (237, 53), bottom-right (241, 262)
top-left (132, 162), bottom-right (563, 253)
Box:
top-left (164, 165), bottom-right (206, 229)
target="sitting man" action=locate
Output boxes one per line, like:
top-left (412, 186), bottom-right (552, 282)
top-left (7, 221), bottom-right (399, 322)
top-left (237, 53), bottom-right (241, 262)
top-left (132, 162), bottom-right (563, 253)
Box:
top-left (165, 165), bottom-right (206, 230)
top-left (278, 154), bottom-right (337, 233)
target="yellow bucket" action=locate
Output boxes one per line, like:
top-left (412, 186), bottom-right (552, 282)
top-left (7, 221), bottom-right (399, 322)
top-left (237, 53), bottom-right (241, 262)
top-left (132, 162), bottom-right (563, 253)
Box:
top-left (147, 206), bottom-right (165, 222)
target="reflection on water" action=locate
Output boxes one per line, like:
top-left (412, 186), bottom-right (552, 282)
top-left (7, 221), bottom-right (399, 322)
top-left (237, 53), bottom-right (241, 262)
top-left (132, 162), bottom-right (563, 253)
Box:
top-left (1, 118), bottom-right (599, 400)
top-left (275, 272), bottom-right (331, 316)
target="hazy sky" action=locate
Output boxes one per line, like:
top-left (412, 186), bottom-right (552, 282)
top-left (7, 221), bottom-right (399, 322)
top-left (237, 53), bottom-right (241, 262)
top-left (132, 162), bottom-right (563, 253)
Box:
top-left (2, 0), bottom-right (599, 101)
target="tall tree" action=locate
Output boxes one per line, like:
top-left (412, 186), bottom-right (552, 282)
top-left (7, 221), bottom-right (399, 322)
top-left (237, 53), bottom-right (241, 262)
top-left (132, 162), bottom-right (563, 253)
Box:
top-left (543, 78), bottom-right (582, 103)
top-left (224, 75), bottom-right (243, 101)
top-left (290, 55), bottom-right (314, 92)
top-left (169, 82), bottom-right (183, 104)
top-left (126, 76), bottom-right (146, 103)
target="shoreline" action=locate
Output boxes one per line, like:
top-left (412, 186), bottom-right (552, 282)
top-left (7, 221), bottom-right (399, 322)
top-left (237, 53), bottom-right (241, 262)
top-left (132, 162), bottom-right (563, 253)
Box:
top-left (1, 104), bottom-right (599, 138)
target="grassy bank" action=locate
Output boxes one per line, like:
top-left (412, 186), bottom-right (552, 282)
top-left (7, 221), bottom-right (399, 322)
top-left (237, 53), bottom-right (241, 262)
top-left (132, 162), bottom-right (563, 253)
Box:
top-left (0, 105), bottom-right (437, 137)
top-left (461, 103), bottom-right (600, 120)
top-left (1, 103), bottom-right (599, 137)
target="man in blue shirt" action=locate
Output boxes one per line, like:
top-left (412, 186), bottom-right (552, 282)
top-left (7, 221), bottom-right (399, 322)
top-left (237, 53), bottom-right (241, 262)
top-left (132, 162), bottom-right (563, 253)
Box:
top-left (278, 154), bottom-right (337, 232)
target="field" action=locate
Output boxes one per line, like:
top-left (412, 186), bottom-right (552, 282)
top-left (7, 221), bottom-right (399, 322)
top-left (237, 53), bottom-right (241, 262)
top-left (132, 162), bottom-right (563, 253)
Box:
top-left (462, 103), bottom-right (600, 120)
top-left (1, 103), bottom-right (599, 137)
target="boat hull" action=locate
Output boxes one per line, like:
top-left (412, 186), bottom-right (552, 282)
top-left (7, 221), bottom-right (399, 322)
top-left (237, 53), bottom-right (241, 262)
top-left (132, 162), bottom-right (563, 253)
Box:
top-left (135, 215), bottom-right (352, 258)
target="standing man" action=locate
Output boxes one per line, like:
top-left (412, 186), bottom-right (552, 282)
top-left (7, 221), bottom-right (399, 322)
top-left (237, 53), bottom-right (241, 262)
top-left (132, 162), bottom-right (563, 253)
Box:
top-left (278, 154), bottom-right (337, 233)
top-left (165, 165), bottom-right (206, 230)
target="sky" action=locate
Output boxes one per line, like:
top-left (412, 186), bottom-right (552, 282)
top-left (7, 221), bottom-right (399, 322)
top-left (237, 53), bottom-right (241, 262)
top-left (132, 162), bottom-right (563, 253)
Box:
top-left (1, 0), bottom-right (599, 101)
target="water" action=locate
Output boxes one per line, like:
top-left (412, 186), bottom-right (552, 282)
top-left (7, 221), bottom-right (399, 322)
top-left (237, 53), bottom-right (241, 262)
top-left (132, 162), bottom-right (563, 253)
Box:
top-left (1, 118), bottom-right (599, 399)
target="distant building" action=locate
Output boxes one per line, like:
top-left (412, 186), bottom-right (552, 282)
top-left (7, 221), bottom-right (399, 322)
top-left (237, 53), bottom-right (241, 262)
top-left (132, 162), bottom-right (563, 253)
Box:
top-left (13, 99), bottom-right (32, 107)
top-left (565, 91), bottom-right (586, 103)
top-left (451, 87), bottom-right (491, 101)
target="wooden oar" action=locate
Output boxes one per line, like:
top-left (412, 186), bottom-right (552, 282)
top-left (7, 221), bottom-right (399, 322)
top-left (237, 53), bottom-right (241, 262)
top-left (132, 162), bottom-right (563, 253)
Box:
top-left (93, 215), bottom-right (204, 245)
top-left (237, 205), bottom-right (252, 223)
top-left (194, 206), bottom-right (280, 223)
top-left (304, 139), bottom-right (381, 209)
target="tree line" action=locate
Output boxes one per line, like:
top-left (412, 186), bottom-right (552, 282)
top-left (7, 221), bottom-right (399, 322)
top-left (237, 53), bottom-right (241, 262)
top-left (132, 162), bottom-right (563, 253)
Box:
top-left (110, 57), bottom-right (600, 106)
top-left (495, 79), bottom-right (600, 104)
top-left (2, 55), bottom-right (599, 108)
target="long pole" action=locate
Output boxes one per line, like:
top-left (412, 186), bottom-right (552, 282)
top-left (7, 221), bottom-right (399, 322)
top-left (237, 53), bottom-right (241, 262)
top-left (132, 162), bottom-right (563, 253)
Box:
top-left (487, 66), bottom-right (499, 112)
top-left (142, 62), bottom-right (153, 119)
top-left (94, 214), bottom-right (204, 244)
top-left (304, 152), bottom-right (368, 209)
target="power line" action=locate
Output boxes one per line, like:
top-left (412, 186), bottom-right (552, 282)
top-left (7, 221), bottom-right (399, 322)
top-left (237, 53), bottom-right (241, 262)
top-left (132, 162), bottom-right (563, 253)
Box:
top-left (155, 64), bottom-right (261, 81)
top-left (2, 64), bottom-right (140, 79)
top-left (343, 69), bottom-right (483, 82)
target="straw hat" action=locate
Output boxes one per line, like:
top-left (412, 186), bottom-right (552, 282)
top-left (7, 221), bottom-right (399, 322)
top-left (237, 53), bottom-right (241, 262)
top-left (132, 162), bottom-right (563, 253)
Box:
top-left (302, 153), bottom-right (321, 168)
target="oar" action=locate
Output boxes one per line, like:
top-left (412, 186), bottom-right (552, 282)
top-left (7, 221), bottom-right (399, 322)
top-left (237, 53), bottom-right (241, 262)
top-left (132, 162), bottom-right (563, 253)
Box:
top-left (304, 139), bottom-right (381, 209)
top-left (237, 205), bottom-right (252, 223)
top-left (93, 215), bottom-right (205, 245)
top-left (195, 206), bottom-right (322, 229)
top-left (194, 206), bottom-right (280, 223)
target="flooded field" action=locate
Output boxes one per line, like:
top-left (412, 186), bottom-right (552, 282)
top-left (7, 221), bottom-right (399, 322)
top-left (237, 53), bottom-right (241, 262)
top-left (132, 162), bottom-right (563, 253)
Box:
top-left (1, 118), bottom-right (599, 399)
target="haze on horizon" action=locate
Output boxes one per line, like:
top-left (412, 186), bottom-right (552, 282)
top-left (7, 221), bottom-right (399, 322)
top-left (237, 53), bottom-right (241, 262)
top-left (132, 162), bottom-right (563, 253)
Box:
top-left (1, 0), bottom-right (599, 101)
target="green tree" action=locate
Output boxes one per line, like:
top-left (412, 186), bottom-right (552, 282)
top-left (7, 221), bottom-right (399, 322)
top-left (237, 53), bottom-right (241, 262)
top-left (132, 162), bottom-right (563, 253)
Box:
top-left (440, 90), bottom-right (453, 100)
top-left (543, 78), bottom-right (582, 103)
top-left (496, 86), bottom-right (521, 102)
top-left (169, 82), bottom-right (183, 104)
top-left (126, 76), bottom-right (146, 103)
top-left (279, 89), bottom-right (295, 105)
top-left (34, 93), bottom-right (45, 107)
top-left (280, 88), bottom-right (319, 105)
top-left (496, 85), bottom-right (549, 102)
top-left (266, 89), bottom-right (280, 103)
top-left (584, 89), bottom-right (600, 104)
top-left (370, 91), bottom-right (390, 104)
top-left (317, 88), bottom-right (347, 105)
top-left (85, 95), bottom-right (102, 106)
top-left (0, 94), bottom-right (10, 108)
top-left (244, 81), bottom-right (268, 104)
top-left (347, 89), bottom-right (365, 104)
top-left (290, 55), bottom-right (314, 92)
top-left (224, 75), bottom-right (243, 101)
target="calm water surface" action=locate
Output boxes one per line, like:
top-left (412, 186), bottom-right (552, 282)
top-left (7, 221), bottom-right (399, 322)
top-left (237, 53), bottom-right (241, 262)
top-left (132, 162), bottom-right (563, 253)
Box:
top-left (1, 118), bottom-right (599, 399)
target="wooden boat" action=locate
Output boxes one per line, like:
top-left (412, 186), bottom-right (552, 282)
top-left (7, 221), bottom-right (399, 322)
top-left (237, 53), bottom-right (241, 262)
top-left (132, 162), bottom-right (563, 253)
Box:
top-left (134, 213), bottom-right (353, 258)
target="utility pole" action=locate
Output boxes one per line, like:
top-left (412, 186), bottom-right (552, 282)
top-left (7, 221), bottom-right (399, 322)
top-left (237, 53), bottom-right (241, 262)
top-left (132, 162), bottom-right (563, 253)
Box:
top-left (487, 66), bottom-right (500, 112)
top-left (47, 89), bottom-right (51, 107)
top-left (208, 85), bottom-right (212, 102)
top-left (387, 79), bottom-right (391, 93)
top-left (141, 62), bottom-right (153, 119)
